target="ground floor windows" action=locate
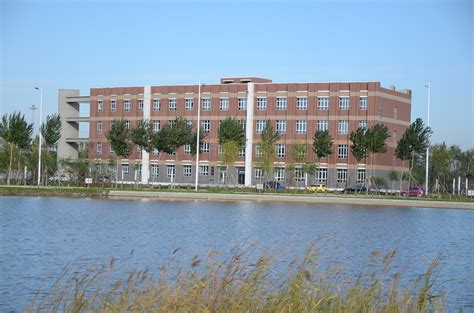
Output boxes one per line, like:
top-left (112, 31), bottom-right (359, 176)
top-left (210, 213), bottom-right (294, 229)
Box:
top-left (255, 167), bottom-right (263, 180)
top-left (294, 167), bottom-right (305, 182)
top-left (167, 165), bottom-right (175, 179)
top-left (357, 168), bottom-right (366, 184)
top-left (316, 167), bottom-right (327, 182)
top-left (200, 165), bottom-right (209, 176)
top-left (337, 168), bottom-right (348, 183)
top-left (274, 167), bottom-right (285, 181)
top-left (183, 165), bottom-right (192, 177)
top-left (122, 163), bottom-right (129, 175)
top-left (151, 164), bottom-right (159, 177)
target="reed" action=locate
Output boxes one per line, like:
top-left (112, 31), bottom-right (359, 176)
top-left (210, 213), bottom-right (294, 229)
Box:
top-left (27, 243), bottom-right (445, 312)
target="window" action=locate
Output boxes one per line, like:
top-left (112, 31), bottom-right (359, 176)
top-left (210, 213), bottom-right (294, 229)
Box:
top-left (338, 120), bottom-right (349, 135)
top-left (152, 148), bottom-right (159, 155)
top-left (257, 97), bottom-right (267, 110)
top-left (276, 144), bottom-right (286, 158)
top-left (238, 146), bottom-right (245, 157)
top-left (359, 96), bottom-right (368, 110)
top-left (153, 120), bottom-right (160, 133)
top-left (218, 145), bottom-right (223, 156)
top-left (202, 98), bottom-right (211, 111)
top-left (338, 144), bottom-right (348, 159)
top-left (316, 167), bottom-right (328, 182)
top-left (393, 130), bottom-right (397, 144)
top-left (109, 145), bottom-right (115, 154)
top-left (255, 168), bottom-right (264, 180)
top-left (359, 120), bottom-right (367, 129)
top-left (111, 100), bottom-right (116, 112)
top-left (96, 142), bottom-right (102, 153)
top-left (317, 120), bottom-right (329, 131)
top-left (276, 120), bottom-right (286, 134)
top-left (256, 120), bottom-right (266, 134)
top-left (219, 98), bottom-right (229, 111)
top-left (136, 164), bottom-right (142, 175)
top-left (124, 100), bottom-right (131, 112)
top-left (296, 120), bottom-right (307, 134)
top-left (276, 97), bottom-right (287, 110)
top-left (184, 144), bottom-right (191, 154)
top-left (200, 165), bottom-right (209, 176)
top-left (167, 165), bottom-right (175, 178)
top-left (238, 97), bottom-right (247, 111)
top-left (394, 106), bottom-right (398, 119)
top-left (138, 100), bottom-right (144, 112)
top-left (169, 98), bottom-right (177, 111)
top-left (97, 121), bottom-right (103, 134)
top-left (125, 120), bottom-right (131, 129)
top-left (122, 163), bottom-right (129, 174)
top-left (296, 97), bottom-right (308, 110)
top-left (202, 120), bottom-right (210, 133)
top-left (294, 168), bottom-right (305, 182)
top-left (201, 142), bottom-right (210, 153)
top-left (357, 169), bottom-right (366, 184)
top-left (183, 165), bottom-right (192, 177)
top-left (238, 119), bottom-right (246, 130)
top-left (337, 168), bottom-right (348, 183)
top-left (185, 98), bottom-right (194, 111)
top-left (317, 97), bottom-right (329, 110)
top-left (186, 120), bottom-right (193, 127)
top-left (274, 167), bottom-right (285, 181)
top-left (255, 144), bottom-right (263, 157)
top-left (151, 164), bottom-right (159, 177)
top-left (339, 96), bottom-right (350, 110)
top-left (98, 100), bottom-right (103, 112)
top-left (153, 99), bottom-right (161, 111)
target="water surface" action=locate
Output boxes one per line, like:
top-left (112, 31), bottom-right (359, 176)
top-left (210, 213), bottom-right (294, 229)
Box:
top-left (1, 196), bottom-right (473, 311)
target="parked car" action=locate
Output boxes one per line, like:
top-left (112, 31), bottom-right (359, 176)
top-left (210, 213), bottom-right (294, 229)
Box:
top-left (306, 184), bottom-right (327, 193)
top-left (264, 181), bottom-right (285, 191)
top-left (343, 184), bottom-right (368, 193)
top-left (48, 174), bottom-right (70, 182)
top-left (401, 187), bottom-right (425, 197)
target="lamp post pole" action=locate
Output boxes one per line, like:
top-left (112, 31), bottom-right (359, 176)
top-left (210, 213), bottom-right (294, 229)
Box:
top-left (424, 83), bottom-right (431, 195)
top-left (194, 81), bottom-right (201, 191)
top-left (35, 87), bottom-right (43, 186)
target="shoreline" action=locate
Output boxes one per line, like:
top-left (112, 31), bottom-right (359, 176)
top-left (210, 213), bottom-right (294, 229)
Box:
top-left (1, 186), bottom-right (473, 210)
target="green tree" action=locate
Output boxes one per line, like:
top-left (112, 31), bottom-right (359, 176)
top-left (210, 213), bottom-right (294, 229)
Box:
top-left (130, 119), bottom-right (154, 184)
top-left (395, 118), bottom-right (432, 192)
top-left (366, 123), bottom-right (389, 189)
top-left (106, 119), bottom-right (132, 188)
top-left (0, 112), bottom-right (33, 185)
top-left (257, 120), bottom-right (280, 181)
top-left (290, 142), bottom-right (314, 188)
top-left (429, 143), bottom-right (452, 192)
top-left (40, 114), bottom-right (62, 184)
top-left (312, 130), bottom-right (333, 182)
top-left (218, 118), bottom-right (245, 186)
top-left (349, 127), bottom-right (369, 164)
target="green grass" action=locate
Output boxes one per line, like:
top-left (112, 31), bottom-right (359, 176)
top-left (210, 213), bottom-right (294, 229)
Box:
top-left (27, 243), bottom-right (446, 312)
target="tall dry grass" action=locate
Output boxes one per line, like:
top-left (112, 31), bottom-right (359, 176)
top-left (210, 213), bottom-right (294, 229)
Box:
top-left (27, 243), bottom-right (445, 312)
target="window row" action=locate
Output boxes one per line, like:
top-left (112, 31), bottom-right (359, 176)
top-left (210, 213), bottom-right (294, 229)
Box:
top-left (255, 167), bottom-right (365, 184)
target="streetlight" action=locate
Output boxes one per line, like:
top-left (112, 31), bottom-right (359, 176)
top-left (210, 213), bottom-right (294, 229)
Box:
top-left (195, 81), bottom-right (202, 191)
top-left (424, 83), bottom-right (431, 195)
top-left (35, 87), bottom-right (43, 186)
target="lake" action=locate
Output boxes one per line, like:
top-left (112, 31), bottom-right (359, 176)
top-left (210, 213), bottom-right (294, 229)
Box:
top-left (1, 196), bottom-right (473, 311)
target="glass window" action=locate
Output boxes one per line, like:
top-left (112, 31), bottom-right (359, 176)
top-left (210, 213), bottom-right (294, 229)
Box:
top-left (257, 97), bottom-right (267, 110)
top-left (296, 120), bottom-right (307, 134)
top-left (357, 168), bottom-right (366, 183)
top-left (276, 144), bottom-right (286, 158)
top-left (338, 120), bottom-right (349, 135)
top-left (202, 120), bottom-right (210, 133)
top-left (138, 100), bottom-right (144, 112)
top-left (153, 99), bottom-right (161, 111)
top-left (202, 98), bottom-right (211, 111)
top-left (359, 120), bottom-right (367, 129)
top-left (183, 165), bottom-right (192, 177)
top-left (256, 120), bottom-right (266, 134)
top-left (294, 168), bottom-right (305, 181)
top-left (274, 167), bottom-right (285, 181)
top-left (219, 98), bottom-right (229, 111)
top-left (96, 142), bottom-right (102, 153)
top-left (238, 146), bottom-right (245, 157)
top-left (238, 97), bottom-right (247, 111)
top-left (338, 144), bottom-right (348, 159)
top-left (153, 120), bottom-right (160, 132)
top-left (122, 163), bottom-right (129, 174)
top-left (276, 120), bottom-right (286, 134)
top-left (276, 97), bottom-right (287, 110)
top-left (255, 167), bottom-right (263, 180)
top-left (97, 121), bottom-right (103, 134)
top-left (339, 96), bottom-right (350, 110)
top-left (98, 100), bottom-right (103, 112)
top-left (125, 120), bottom-right (131, 129)
top-left (296, 97), bottom-right (308, 110)
top-left (200, 165), bottom-right (209, 176)
top-left (124, 100), bottom-right (131, 112)
top-left (167, 165), bottom-right (175, 178)
top-left (337, 168), bottom-right (348, 183)
top-left (151, 164), bottom-right (159, 177)
top-left (169, 98), bottom-right (177, 111)
top-left (316, 167), bottom-right (327, 182)
top-left (185, 98), bottom-right (194, 111)
top-left (317, 120), bottom-right (328, 131)
top-left (317, 97), bottom-right (329, 110)
top-left (184, 144), bottom-right (191, 154)
top-left (255, 144), bottom-right (263, 157)
top-left (359, 96), bottom-right (368, 110)
top-left (111, 100), bottom-right (116, 112)
top-left (201, 142), bottom-right (210, 153)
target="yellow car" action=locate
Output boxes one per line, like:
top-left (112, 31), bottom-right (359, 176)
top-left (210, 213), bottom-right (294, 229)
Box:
top-left (306, 184), bottom-right (327, 193)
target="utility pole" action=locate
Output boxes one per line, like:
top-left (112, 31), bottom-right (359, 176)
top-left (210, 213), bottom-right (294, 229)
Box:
top-left (424, 83), bottom-right (431, 195)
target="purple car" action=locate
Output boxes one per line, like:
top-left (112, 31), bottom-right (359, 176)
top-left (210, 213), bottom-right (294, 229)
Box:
top-left (401, 187), bottom-right (425, 197)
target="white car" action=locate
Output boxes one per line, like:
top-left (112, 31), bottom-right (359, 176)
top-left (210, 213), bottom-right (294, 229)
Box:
top-left (48, 174), bottom-right (70, 182)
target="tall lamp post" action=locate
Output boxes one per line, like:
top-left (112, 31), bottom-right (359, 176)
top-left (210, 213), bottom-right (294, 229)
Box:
top-left (195, 81), bottom-right (202, 191)
top-left (424, 83), bottom-right (431, 195)
top-left (35, 87), bottom-right (43, 186)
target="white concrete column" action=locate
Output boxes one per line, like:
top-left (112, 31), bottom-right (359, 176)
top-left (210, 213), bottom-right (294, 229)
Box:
top-left (141, 85), bottom-right (151, 184)
top-left (244, 83), bottom-right (254, 187)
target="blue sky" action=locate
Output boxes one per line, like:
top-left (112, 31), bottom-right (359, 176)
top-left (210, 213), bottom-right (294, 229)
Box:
top-left (1, 0), bottom-right (472, 148)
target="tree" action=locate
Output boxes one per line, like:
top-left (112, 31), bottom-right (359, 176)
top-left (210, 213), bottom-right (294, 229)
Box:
top-left (257, 120), bottom-right (280, 181)
top-left (365, 123), bottom-right (389, 188)
top-left (429, 143), bottom-right (452, 192)
top-left (41, 114), bottom-right (62, 185)
top-left (106, 119), bottom-right (132, 188)
top-left (290, 142), bottom-right (314, 188)
top-left (218, 118), bottom-right (245, 186)
top-left (0, 113), bottom-right (33, 185)
top-left (349, 127), bottom-right (369, 164)
top-left (312, 130), bottom-right (333, 182)
top-left (130, 119), bottom-right (154, 184)
top-left (395, 118), bottom-right (432, 192)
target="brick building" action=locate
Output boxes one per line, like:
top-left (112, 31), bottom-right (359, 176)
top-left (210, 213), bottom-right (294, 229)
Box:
top-left (57, 77), bottom-right (411, 189)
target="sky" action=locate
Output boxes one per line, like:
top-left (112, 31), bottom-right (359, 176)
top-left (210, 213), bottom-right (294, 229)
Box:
top-left (1, 0), bottom-right (473, 148)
